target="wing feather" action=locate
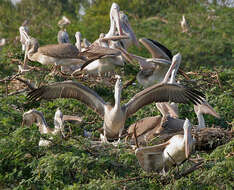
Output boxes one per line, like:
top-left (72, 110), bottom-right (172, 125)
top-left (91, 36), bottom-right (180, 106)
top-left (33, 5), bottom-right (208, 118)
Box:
top-left (38, 44), bottom-right (83, 59)
top-left (124, 83), bottom-right (204, 118)
top-left (27, 81), bottom-right (106, 117)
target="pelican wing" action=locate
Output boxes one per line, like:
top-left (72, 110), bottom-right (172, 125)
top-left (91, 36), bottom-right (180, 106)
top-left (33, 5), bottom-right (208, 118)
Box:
top-left (128, 116), bottom-right (162, 137)
top-left (124, 83), bottom-right (205, 118)
top-left (135, 142), bottom-right (169, 172)
top-left (38, 44), bottom-right (83, 59)
top-left (27, 81), bottom-right (106, 117)
top-left (139, 38), bottom-right (172, 60)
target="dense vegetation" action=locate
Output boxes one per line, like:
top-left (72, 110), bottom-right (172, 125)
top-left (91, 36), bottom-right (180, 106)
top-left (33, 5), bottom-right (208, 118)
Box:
top-left (0, 0), bottom-right (233, 189)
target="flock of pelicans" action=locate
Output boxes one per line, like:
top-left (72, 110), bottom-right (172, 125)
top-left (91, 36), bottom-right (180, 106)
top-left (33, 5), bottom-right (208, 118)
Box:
top-left (15, 3), bottom-right (222, 173)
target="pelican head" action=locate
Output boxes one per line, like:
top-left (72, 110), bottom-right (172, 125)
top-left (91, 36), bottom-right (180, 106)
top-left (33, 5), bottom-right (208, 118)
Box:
top-left (58, 16), bottom-right (71, 28)
top-left (110, 2), bottom-right (123, 36)
top-left (172, 53), bottom-right (182, 66)
top-left (162, 53), bottom-right (181, 83)
top-left (183, 118), bottom-right (192, 158)
top-left (194, 101), bottom-right (220, 118)
top-left (114, 75), bottom-right (123, 99)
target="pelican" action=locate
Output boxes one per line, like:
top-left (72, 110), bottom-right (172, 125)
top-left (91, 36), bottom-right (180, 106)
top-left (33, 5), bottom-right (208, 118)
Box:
top-left (27, 53), bottom-right (204, 143)
top-left (22, 108), bottom-right (64, 146)
top-left (19, 26), bottom-right (29, 52)
top-left (135, 118), bottom-right (193, 173)
top-left (181, 15), bottom-right (188, 33)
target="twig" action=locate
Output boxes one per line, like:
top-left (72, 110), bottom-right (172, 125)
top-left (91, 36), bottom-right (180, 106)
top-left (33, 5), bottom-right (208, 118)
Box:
top-left (175, 160), bottom-right (203, 179)
top-left (8, 88), bottom-right (28, 96)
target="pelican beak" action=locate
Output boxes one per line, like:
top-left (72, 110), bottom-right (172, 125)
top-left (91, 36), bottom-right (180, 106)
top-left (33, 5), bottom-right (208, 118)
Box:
top-left (162, 53), bottom-right (181, 83)
top-left (184, 119), bottom-right (191, 158)
top-left (24, 43), bottom-right (29, 65)
top-left (111, 3), bottom-right (123, 36)
top-left (124, 19), bottom-right (139, 47)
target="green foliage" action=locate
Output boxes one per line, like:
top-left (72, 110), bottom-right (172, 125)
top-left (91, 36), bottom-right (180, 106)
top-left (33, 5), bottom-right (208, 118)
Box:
top-left (0, 0), bottom-right (233, 189)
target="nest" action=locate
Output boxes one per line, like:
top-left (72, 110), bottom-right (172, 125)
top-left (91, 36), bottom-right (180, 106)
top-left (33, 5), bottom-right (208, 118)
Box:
top-left (193, 127), bottom-right (233, 151)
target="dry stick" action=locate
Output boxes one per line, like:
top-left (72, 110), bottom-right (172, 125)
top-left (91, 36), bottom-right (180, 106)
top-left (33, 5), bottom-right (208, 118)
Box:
top-left (8, 88), bottom-right (28, 96)
top-left (175, 160), bottom-right (203, 180)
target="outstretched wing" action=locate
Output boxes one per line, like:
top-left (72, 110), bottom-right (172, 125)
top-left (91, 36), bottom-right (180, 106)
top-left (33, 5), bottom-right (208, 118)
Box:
top-left (27, 81), bottom-right (106, 117)
top-left (124, 83), bottom-right (205, 118)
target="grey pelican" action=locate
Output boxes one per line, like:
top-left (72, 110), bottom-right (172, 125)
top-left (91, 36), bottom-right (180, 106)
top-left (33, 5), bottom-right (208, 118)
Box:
top-left (22, 108), bottom-right (64, 146)
top-left (27, 54), bottom-right (204, 143)
top-left (135, 118), bottom-right (193, 173)
top-left (181, 15), bottom-right (189, 33)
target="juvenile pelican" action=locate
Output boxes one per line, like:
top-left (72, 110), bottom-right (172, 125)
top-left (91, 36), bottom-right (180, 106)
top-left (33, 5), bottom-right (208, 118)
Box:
top-left (135, 118), bottom-right (193, 172)
top-left (22, 109), bottom-right (64, 146)
top-left (27, 54), bottom-right (204, 143)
